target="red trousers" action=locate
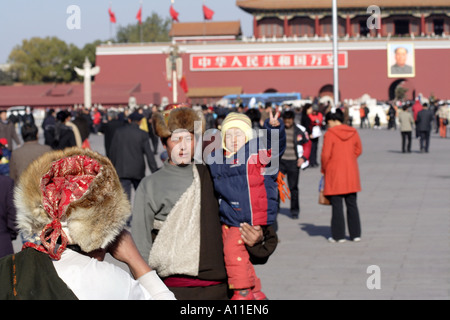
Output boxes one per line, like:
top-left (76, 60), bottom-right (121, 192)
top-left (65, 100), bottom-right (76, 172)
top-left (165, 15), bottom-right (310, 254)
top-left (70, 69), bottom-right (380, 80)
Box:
top-left (439, 118), bottom-right (447, 138)
top-left (222, 225), bottom-right (259, 290)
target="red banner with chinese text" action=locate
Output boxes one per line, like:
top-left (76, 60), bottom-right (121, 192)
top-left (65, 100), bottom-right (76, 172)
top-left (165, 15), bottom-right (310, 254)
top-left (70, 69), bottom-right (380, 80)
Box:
top-left (190, 52), bottom-right (348, 71)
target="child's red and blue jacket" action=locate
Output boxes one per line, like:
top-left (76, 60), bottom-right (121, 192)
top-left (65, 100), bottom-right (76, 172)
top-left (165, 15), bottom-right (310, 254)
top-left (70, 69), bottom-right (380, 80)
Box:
top-left (208, 119), bottom-right (286, 227)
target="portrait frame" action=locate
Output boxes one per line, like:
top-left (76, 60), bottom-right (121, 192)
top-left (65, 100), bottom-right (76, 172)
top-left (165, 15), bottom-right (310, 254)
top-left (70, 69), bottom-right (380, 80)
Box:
top-left (387, 43), bottom-right (415, 78)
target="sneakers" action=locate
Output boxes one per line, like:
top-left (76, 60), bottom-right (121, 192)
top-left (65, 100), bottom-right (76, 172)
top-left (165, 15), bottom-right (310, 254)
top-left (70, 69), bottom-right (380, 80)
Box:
top-left (352, 237), bottom-right (361, 242)
top-left (231, 289), bottom-right (268, 300)
top-left (327, 237), bottom-right (346, 243)
top-left (231, 289), bottom-right (255, 300)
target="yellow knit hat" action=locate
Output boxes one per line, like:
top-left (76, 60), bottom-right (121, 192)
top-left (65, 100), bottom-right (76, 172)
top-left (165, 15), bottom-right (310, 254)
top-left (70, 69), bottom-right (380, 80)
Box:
top-left (221, 112), bottom-right (253, 152)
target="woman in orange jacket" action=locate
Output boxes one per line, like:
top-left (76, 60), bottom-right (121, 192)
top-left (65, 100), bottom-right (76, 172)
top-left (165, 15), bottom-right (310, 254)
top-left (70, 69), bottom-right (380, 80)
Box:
top-left (321, 109), bottom-right (362, 243)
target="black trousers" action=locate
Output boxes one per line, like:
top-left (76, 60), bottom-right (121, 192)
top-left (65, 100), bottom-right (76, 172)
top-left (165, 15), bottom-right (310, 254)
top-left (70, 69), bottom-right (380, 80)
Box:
top-left (401, 131), bottom-right (412, 152)
top-left (279, 159), bottom-right (300, 216)
top-left (419, 130), bottom-right (430, 152)
top-left (328, 193), bottom-right (361, 240)
top-left (120, 178), bottom-right (141, 202)
top-left (309, 138), bottom-right (319, 166)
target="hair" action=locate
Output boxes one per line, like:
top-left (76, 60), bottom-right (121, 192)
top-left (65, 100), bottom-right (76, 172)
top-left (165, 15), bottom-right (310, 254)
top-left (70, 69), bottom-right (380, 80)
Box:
top-left (301, 103), bottom-right (312, 115)
top-left (160, 136), bottom-right (169, 147)
top-left (56, 110), bottom-right (71, 122)
top-left (395, 47), bottom-right (408, 54)
top-left (245, 108), bottom-right (261, 125)
top-left (21, 123), bottom-right (39, 142)
top-left (282, 110), bottom-right (295, 119)
top-left (325, 108), bottom-right (344, 123)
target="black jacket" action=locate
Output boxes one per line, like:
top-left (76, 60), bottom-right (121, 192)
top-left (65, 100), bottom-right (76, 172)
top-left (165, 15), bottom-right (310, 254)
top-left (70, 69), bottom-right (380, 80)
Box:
top-left (109, 123), bottom-right (158, 179)
top-left (44, 123), bottom-right (76, 150)
top-left (416, 109), bottom-right (434, 132)
top-left (100, 119), bottom-right (125, 158)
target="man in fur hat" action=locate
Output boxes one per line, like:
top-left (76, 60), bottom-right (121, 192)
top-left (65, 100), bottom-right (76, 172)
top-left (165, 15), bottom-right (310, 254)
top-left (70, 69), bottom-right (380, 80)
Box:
top-left (131, 105), bottom-right (277, 300)
top-left (0, 148), bottom-right (175, 300)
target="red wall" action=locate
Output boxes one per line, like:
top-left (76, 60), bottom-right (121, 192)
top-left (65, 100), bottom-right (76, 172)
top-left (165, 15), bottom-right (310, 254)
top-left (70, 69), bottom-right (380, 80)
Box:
top-left (95, 45), bottom-right (450, 103)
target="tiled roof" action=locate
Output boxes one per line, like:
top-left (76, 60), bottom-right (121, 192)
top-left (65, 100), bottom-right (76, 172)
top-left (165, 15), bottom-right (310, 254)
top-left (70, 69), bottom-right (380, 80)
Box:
top-left (0, 83), bottom-right (144, 108)
top-left (169, 21), bottom-right (242, 37)
top-left (236, 0), bottom-right (450, 11)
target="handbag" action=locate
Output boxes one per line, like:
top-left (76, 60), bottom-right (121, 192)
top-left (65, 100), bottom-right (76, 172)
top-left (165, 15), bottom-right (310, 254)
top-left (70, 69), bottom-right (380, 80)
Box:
top-left (311, 125), bottom-right (322, 138)
top-left (318, 176), bottom-right (330, 205)
top-left (443, 119), bottom-right (448, 126)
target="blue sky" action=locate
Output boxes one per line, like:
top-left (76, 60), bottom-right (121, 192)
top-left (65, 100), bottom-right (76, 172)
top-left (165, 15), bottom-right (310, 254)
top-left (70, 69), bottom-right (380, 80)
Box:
top-left (0, 0), bottom-right (253, 64)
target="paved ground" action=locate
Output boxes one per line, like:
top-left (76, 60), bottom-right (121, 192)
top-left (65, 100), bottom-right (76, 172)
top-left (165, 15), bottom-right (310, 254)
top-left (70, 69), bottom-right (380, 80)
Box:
top-left (255, 127), bottom-right (450, 300)
top-left (13, 124), bottom-right (450, 300)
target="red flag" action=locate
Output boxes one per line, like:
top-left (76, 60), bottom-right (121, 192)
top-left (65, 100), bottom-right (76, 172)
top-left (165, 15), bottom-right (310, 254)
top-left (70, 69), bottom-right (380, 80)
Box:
top-left (202, 5), bottom-right (214, 20)
top-left (108, 8), bottom-right (116, 24)
top-left (136, 6), bottom-right (142, 24)
top-left (170, 5), bottom-right (179, 22)
top-left (179, 76), bottom-right (188, 93)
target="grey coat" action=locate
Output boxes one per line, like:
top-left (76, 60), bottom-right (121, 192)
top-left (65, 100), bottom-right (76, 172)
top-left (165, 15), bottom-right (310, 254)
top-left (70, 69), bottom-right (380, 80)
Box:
top-left (0, 121), bottom-right (20, 151)
top-left (9, 141), bottom-right (52, 182)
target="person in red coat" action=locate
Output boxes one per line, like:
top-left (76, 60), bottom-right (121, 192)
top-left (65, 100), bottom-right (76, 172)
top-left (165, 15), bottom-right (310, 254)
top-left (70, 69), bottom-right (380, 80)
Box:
top-left (321, 109), bottom-right (362, 243)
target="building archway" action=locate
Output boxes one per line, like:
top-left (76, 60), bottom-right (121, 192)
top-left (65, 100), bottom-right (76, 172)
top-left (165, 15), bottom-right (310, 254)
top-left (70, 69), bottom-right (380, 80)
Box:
top-left (389, 79), bottom-right (416, 101)
top-left (264, 88), bottom-right (278, 93)
top-left (389, 79), bottom-right (405, 100)
top-left (319, 84), bottom-right (334, 98)
top-left (318, 84), bottom-right (340, 102)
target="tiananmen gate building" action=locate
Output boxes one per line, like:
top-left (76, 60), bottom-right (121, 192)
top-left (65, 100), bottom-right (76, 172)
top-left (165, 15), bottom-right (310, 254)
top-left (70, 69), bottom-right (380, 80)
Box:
top-left (1, 0), bottom-right (450, 109)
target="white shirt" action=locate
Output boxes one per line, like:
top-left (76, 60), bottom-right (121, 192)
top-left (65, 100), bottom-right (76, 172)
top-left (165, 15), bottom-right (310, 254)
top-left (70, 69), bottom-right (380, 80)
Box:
top-left (52, 249), bottom-right (152, 300)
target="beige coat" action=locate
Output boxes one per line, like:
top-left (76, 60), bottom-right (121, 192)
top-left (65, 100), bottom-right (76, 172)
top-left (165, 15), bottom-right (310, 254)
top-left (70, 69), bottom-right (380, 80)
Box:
top-left (398, 109), bottom-right (415, 132)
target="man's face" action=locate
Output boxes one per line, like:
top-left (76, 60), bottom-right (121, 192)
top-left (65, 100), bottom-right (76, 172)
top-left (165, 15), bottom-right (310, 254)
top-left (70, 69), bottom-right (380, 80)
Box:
top-left (0, 112), bottom-right (6, 121)
top-left (395, 48), bottom-right (408, 67)
top-left (225, 127), bottom-right (247, 153)
top-left (165, 130), bottom-right (195, 165)
top-left (283, 117), bottom-right (294, 128)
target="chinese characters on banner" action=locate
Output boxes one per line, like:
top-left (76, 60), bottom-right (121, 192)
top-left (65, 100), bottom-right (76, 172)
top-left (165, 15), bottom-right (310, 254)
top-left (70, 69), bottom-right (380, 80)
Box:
top-left (190, 52), bottom-right (348, 71)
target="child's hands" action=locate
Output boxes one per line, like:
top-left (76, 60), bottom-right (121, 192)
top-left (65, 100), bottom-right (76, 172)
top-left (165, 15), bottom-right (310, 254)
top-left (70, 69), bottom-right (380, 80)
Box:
top-left (269, 111), bottom-right (280, 127)
top-left (240, 223), bottom-right (264, 247)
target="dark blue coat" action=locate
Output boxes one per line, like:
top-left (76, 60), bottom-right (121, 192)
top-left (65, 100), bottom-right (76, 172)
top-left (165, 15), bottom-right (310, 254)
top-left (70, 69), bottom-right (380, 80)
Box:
top-left (0, 176), bottom-right (17, 258)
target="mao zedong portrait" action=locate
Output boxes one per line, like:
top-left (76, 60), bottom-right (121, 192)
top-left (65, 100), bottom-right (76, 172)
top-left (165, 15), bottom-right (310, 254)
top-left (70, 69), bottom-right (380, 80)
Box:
top-left (390, 46), bottom-right (413, 75)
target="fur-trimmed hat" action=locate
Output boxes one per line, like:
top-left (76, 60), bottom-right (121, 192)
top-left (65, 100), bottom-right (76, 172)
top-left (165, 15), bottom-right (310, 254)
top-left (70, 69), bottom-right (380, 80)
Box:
top-left (152, 105), bottom-right (205, 138)
top-left (15, 147), bottom-right (130, 259)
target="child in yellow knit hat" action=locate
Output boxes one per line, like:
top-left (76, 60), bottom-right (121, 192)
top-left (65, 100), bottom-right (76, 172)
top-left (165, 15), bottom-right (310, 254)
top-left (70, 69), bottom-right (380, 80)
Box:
top-left (208, 111), bottom-right (285, 300)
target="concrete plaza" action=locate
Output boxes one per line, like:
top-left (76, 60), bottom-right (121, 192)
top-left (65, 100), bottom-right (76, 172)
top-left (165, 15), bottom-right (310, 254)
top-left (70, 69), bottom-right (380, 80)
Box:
top-left (256, 127), bottom-right (450, 300)
top-left (13, 124), bottom-right (449, 300)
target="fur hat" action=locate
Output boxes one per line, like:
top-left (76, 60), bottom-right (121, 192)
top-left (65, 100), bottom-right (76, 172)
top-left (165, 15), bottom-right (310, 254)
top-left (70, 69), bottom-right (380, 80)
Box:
top-left (15, 147), bottom-right (130, 259)
top-left (152, 106), bottom-right (205, 138)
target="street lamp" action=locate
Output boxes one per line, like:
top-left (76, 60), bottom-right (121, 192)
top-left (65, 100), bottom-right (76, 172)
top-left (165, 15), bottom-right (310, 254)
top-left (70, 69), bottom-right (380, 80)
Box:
top-left (332, 0), bottom-right (339, 110)
top-left (166, 44), bottom-right (183, 104)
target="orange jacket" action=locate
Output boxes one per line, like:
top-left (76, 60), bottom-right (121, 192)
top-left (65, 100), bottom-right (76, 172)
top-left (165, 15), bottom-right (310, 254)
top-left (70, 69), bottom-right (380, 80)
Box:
top-left (321, 124), bottom-right (362, 196)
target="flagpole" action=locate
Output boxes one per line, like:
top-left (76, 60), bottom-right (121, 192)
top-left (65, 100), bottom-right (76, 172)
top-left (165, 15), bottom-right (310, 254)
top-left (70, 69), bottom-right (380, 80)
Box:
top-left (140, 0), bottom-right (143, 43)
top-left (203, 0), bottom-right (206, 43)
top-left (109, 2), bottom-right (112, 40)
top-left (332, 0), bottom-right (339, 109)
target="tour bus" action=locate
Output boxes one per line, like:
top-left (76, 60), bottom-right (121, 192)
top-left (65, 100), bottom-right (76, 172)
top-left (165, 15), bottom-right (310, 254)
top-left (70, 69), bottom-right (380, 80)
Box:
top-left (220, 92), bottom-right (301, 108)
